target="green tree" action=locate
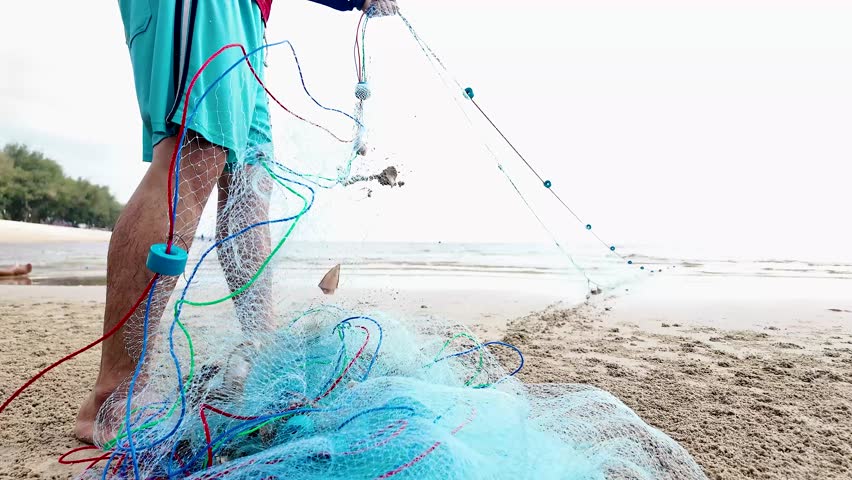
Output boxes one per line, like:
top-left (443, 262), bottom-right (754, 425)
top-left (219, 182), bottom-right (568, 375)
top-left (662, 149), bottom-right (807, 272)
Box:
top-left (0, 143), bottom-right (123, 228)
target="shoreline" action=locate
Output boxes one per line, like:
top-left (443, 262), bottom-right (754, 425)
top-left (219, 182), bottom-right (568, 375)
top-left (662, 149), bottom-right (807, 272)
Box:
top-left (0, 220), bottom-right (112, 244)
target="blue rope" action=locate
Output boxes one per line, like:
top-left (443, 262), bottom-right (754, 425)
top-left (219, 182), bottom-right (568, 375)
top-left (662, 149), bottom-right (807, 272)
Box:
top-left (101, 440), bottom-right (123, 480)
top-left (171, 407), bottom-right (336, 477)
top-left (153, 173), bottom-right (317, 454)
top-left (108, 170), bottom-right (317, 474)
top-left (280, 41), bottom-right (362, 125)
top-left (337, 406), bottom-right (415, 431)
top-left (314, 316), bottom-right (384, 399)
top-left (114, 31), bottom-right (547, 479)
top-left (169, 39), bottom-right (359, 238)
top-left (128, 178), bottom-right (317, 460)
top-left (315, 333), bottom-right (349, 399)
top-left (121, 275), bottom-right (160, 479)
top-left (334, 316), bottom-right (384, 381)
top-left (432, 341), bottom-right (525, 386)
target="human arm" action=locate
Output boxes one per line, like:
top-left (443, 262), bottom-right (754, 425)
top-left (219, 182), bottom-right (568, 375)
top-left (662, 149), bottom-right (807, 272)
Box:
top-left (306, 0), bottom-right (366, 11)
top-left (307, 0), bottom-right (398, 15)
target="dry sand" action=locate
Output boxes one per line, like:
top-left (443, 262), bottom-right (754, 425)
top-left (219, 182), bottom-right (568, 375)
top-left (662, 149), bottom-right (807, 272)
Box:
top-left (499, 280), bottom-right (852, 480)
top-left (0, 220), bottom-right (111, 244)
top-left (0, 281), bottom-right (851, 479)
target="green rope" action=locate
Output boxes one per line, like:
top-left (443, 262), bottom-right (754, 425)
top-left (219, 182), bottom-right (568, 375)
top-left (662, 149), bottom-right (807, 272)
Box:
top-left (181, 159), bottom-right (308, 308)
top-left (110, 150), bottom-right (363, 456)
top-left (361, 17), bottom-right (369, 80)
top-left (103, 315), bottom-right (196, 450)
top-left (429, 332), bottom-right (486, 387)
top-left (104, 158), bottom-right (302, 449)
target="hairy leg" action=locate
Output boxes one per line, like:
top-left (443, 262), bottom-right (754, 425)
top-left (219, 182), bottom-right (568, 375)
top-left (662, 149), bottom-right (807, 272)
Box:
top-left (215, 163), bottom-right (275, 332)
top-left (74, 132), bottom-right (226, 443)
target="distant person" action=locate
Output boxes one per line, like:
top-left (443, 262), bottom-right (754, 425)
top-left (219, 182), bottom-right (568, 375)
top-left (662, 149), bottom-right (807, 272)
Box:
top-left (75, 0), bottom-right (398, 443)
top-left (0, 263), bottom-right (31, 277)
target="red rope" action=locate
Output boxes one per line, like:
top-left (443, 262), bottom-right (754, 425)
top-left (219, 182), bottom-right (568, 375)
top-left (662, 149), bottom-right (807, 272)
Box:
top-left (314, 325), bottom-right (370, 402)
top-left (196, 324), bottom-right (369, 468)
top-left (111, 454), bottom-right (126, 475)
top-left (57, 432), bottom-right (128, 473)
top-left (2, 38), bottom-right (361, 478)
top-left (199, 402), bottom-right (266, 468)
top-left (200, 405), bottom-right (214, 468)
top-left (165, 44), bottom-right (243, 250)
top-left (57, 445), bottom-right (113, 465)
top-left (201, 403), bottom-right (261, 421)
top-left (342, 419), bottom-right (408, 456)
top-left (0, 276), bottom-right (158, 416)
top-left (377, 407), bottom-right (478, 479)
top-left (166, 42), bottom-right (352, 248)
top-left (246, 50), bottom-right (352, 144)
top-left (378, 442), bottom-right (440, 479)
top-left (354, 12), bottom-right (366, 81)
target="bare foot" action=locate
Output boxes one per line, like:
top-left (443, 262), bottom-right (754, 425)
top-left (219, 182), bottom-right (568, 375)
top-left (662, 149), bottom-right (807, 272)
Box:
top-left (74, 371), bottom-right (137, 445)
top-left (74, 386), bottom-right (115, 444)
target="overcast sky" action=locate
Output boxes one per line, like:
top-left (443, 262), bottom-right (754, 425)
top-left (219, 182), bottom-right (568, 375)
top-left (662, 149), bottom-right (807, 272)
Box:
top-left (1, 1), bottom-right (851, 261)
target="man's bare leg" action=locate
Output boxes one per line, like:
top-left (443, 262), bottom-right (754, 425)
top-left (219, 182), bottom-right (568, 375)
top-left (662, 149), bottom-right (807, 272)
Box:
top-left (74, 132), bottom-right (226, 443)
top-left (215, 163), bottom-right (275, 331)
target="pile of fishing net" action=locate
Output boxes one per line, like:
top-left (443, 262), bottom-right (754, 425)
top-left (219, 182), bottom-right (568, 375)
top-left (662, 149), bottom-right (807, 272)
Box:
top-left (72, 8), bottom-right (704, 479)
top-left (90, 307), bottom-right (705, 479)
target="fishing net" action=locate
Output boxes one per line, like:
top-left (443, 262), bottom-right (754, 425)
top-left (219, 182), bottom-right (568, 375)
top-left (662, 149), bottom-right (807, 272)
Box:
top-left (71, 8), bottom-right (702, 480)
top-left (90, 310), bottom-right (705, 479)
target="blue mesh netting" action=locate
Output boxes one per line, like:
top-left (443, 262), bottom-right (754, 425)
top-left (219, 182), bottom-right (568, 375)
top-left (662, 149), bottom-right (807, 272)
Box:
top-left (90, 309), bottom-right (705, 479)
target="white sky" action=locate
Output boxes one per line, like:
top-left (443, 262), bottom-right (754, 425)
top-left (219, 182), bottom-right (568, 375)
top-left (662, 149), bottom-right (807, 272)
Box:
top-left (1, 1), bottom-right (851, 261)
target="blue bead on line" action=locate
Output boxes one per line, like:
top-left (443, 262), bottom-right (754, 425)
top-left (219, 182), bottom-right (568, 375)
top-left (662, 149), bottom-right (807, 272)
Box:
top-left (628, 260), bottom-right (633, 265)
top-left (585, 224), bottom-right (592, 230)
top-left (355, 82), bottom-right (371, 100)
top-left (464, 87), bottom-right (474, 99)
top-left (609, 246), bottom-right (615, 251)
top-left (543, 180), bottom-right (552, 189)
top-left (146, 243), bottom-right (188, 276)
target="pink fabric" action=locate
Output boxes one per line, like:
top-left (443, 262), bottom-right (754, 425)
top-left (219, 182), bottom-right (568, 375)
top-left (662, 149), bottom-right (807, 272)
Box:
top-left (254, 0), bottom-right (272, 23)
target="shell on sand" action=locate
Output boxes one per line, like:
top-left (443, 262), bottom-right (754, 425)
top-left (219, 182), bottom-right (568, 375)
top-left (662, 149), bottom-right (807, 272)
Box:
top-left (318, 264), bottom-right (341, 295)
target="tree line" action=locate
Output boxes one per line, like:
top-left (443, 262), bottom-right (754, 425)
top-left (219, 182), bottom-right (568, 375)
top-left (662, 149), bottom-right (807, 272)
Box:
top-left (0, 143), bottom-right (123, 229)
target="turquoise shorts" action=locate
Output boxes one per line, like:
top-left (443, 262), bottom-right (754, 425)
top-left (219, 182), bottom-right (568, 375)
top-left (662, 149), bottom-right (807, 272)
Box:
top-left (119, 0), bottom-right (272, 164)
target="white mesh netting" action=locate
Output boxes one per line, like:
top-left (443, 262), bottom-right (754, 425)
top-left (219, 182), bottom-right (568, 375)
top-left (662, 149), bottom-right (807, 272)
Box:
top-left (82, 8), bottom-right (704, 480)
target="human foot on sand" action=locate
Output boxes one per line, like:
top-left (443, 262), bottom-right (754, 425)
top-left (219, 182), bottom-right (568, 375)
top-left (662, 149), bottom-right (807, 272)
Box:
top-left (74, 368), bottom-right (145, 444)
top-left (74, 348), bottom-right (256, 445)
top-left (74, 388), bottom-right (111, 444)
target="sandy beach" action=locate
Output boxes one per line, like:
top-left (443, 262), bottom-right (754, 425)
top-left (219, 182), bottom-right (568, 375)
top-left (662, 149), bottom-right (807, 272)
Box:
top-left (0, 223), bottom-right (851, 479)
top-left (0, 220), bottom-right (111, 245)
top-left (506, 278), bottom-right (852, 479)
top-left (0, 279), bottom-right (850, 479)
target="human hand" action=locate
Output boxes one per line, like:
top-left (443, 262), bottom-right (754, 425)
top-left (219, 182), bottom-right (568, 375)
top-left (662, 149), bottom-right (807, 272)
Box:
top-left (361, 0), bottom-right (399, 17)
